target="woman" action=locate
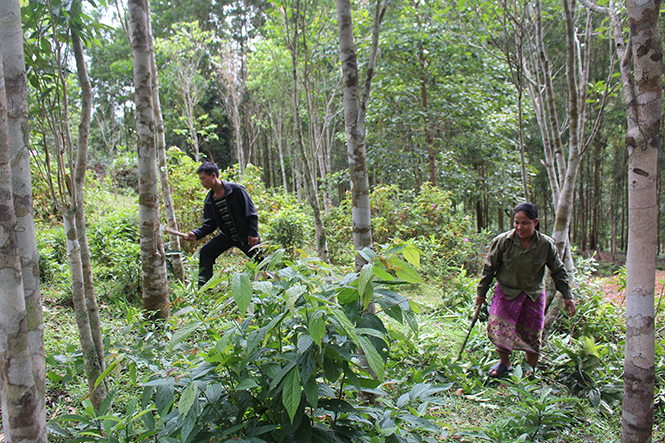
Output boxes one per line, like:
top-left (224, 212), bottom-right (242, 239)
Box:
top-left (476, 203), bottom-right (576, 377)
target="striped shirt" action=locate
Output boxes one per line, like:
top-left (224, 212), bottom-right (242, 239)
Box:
top-left (213, 194), bottom-right (241, 242)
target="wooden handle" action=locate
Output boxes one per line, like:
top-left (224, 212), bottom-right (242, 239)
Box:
top-left (163, 226), bottom-right (188, 238)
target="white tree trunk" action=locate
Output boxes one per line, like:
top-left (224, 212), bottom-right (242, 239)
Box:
top-left (621, 1), bottom-right (659, 439)
top-left (129, 0), bottom-right (170, 318)
top-left (146, 0), bottom-right (185, 282)
top-left (0, 2), bottom-right (46, 439)
top-left (0, 39), bottom-right (44, 443)
top-left (62, 212), bottom-right (108, 410)
top-left (72, 29), bottom-right (106, 374)
top-left (336, 0), bottom-right (387, 271)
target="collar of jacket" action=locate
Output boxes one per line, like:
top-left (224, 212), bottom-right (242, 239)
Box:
top-left (506, 228), bottom-right (542, 252)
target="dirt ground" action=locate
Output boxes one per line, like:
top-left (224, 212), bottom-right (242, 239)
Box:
top-left (596, 270), bottom-right (665, 306)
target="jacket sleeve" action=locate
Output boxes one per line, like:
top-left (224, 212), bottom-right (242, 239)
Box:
top-left (241, 187), bottom-right (259, 237)
top-left (192, 199), bottom-right (217, 239)
top-left (477, 235), bottom-right (503, 298)
top-left (547, 243), bottom-right (573, 299)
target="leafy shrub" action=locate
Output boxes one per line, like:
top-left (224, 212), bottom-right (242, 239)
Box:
top-left (53, 243), bottom-right (450, 442)
top-left (36, 227), bottom-right (68, 285)
top-left (165, 147), bottom-right (207, 253)
top-left (462, 368), bottom-right (583, 442)
top-left (88, 207), bottom-right (142, 301)
top-left (324, 183), bottom-right (486, 278)
top-left (266, 209), bottom-right (311, 253)
top-left (547, 335), bottom-right (623, 414)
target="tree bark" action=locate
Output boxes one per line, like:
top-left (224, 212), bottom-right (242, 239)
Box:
top-left (71, 28), bottom-right (106, 376)
top-left (336, 0), bottom-right (387, 271)
top-left (146, 0), bottom-right (186, 282)
top-left (581, 0), bottom-right (661, 437)
top-left (62, 212), bottom-right (108, 410)
top-left (0, 3), bottom-right (46, 438)
top-left (0, 38), bottom-right (45, 443)
top-left (621, 0), bottom-right (660, 439)
top-left (129, 0), bottom-right (170, 318)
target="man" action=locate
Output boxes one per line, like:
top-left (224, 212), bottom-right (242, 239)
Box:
top-left (183, 162), bottom-right (261, 287)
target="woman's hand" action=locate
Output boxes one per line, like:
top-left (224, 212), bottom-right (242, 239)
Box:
top-left (564, 298), bottom-right (576, 316)
top-left (476, 295), bottom-right (486, 306)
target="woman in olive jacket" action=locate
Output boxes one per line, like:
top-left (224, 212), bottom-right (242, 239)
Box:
top-left (476, 203), bottom-right (576, 377)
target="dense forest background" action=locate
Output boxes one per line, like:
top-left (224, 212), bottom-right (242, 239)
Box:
top-left (27, 0), bottom-right (655, 257)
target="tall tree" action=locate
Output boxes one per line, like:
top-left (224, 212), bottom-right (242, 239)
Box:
top-left (575, 1), bottom-right (660, 437)
top-left (1, 1), bottom-right (45, 436)
top-left (336, 0), bottom-right (387, 270)
top-left (0, 37), bottom-right (46, 443)
top-left (23, 0), bottom-right (109, 409)
top-left (129, 0), bottom-right (170, 318)
top-left (146, 0), bottom-right (186, 282)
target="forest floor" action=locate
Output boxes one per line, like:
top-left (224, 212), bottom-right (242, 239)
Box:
top-left (596, 269), bottom-right (665, 306)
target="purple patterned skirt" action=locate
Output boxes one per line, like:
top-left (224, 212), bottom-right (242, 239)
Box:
top-left (487, 284), bottom-right (546, 355)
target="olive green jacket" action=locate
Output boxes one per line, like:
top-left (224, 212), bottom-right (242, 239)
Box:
top-left (477, 229), bottom-right (572, 301)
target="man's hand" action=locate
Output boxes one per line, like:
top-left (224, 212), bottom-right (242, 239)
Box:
top-left (183, 232), bottom-right (197, 241)
top-left (564, 298), bottom-right (576, 316)
top-left (248, 236), bottom-right (259, 247)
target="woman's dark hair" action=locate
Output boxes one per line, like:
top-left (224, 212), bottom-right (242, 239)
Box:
top-left (514, 202), bottom-right (540, 230)
top-left (197, 161), bottom-right (219, 177)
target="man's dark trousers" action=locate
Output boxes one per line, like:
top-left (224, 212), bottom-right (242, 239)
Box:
top-left (198, 233), bottom-right (261, 287)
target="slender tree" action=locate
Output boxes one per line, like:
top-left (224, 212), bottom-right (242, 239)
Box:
top-left (336, 0), bottom-right (388, 270)
top-left (0, 37), bottom-right (45, 443)
top-left (578, 0), bottom-right (660, 436)
top-left (146, 0), bottom-right (186, 282)
top-left (72, 23), bottom-right (106, 375)
top-left (129, 0), bottom-right (170, 318)
top-left (20, 0), bottom-right (111, 411)
top-left (0, 1), bottom-right (46, 434)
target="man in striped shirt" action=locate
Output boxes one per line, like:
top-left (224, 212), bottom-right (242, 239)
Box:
top-left (184, 162), bottom-right (261, 287)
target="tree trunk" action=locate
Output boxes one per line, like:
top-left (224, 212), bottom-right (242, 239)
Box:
top-left (146, 0), bottom-right (186, 282)
top-left (621, 0), bottom-right (660, 439)
top-left (579, 0), bottom-right (660, 437)
top-left (62, 212), bottom-right (108, 410)
top-left (0, 3), bottom-right (46, 438)
top-left (0, 40), bottom-right (45, 443)
top-left (129, 0), bottom-right (170, 318)
top-left (71, 29), bottom-right (106, 373)
top-left (336, 0), bottom-right (387, 271)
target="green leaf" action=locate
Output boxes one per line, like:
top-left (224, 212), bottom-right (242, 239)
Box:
top-left (309, 310), bottom-right (326, 344)
top-left (287, 284), bottom-right (307, 313)
top-left (178, 382), bottom-right (198, 417)
top-left (236, 378), bottom-right (260, 391)
top-left (372, 265), bottom-right (395, 281)
top-left (304, 376), bottom-right (318, 409)
top-left (93, 355), bottom-right (123, 389)
top-left (358, 263), bottom-right (373, 298)
top-left (232, 272), bottom-right (252, 315)
top-left (283, 367), bottom-right (302, 424)
top-left (169, 320), bottom-right (203, 350)
top-left (359, 336), bottom-right (385, 381)
top-left (402, 244), bottom-right (421, 268)
top-left (392, 258), bottom-right (423, 283)
top-left (331, 308), bottom-right (358, 344)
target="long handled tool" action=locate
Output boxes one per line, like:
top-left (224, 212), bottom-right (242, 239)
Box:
top-left (456, 303), bottom-right (483, 361)
top-left (161, 225), bottom-right (188, 238)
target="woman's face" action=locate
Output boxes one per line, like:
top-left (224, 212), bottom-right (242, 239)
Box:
top-left (514, 211), bottom-right (538, 240)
